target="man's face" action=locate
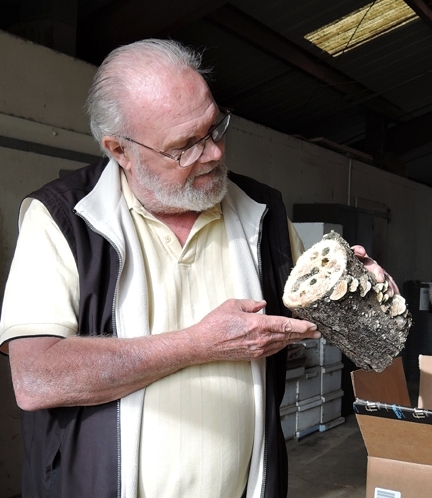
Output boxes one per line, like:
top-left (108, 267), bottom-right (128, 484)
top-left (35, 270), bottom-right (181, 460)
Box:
top-left (118, 68), bottom-right (229, 215)
top-left (133, 151), bottom-right (228, 214)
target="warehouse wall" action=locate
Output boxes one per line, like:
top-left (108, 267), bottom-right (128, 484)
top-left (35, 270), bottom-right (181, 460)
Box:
top-left (225, 117), bottom-right (432, 288)
top-left (1, 29), bottom-right (431, 496)
top-left (0, 31), bottom-right (99, 498)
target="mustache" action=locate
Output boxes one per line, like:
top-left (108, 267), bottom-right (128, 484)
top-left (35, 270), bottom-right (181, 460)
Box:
top-left (191, 158), bottom-right (227, 179)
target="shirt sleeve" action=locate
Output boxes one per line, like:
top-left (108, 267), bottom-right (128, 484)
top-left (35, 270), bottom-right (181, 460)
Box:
top-left (0, 199), bottom-right (79, 354)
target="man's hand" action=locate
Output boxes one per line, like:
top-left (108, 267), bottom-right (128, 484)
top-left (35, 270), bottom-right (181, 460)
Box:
top-left (191, 298), bottom-right (319, 362)
top-left (351, 245), bottom-right (399, 296)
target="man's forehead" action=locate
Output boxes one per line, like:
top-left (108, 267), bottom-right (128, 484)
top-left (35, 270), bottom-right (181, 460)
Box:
top-left (129, 66), bottom-right (208, 105)
top-left (127, 72), bottom-right (218, 138)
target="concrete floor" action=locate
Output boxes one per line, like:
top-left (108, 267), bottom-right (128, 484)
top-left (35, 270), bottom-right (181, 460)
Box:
top-left (286, 414), bottom-right (367, 498)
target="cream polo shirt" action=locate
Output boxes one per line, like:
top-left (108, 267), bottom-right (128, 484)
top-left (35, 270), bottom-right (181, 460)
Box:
top-left (0, 169), bottom-right (304, 497)
top-left (122, 176), bottom-right (254, 498)
top-left (0, 176), bottom-right (255, 498)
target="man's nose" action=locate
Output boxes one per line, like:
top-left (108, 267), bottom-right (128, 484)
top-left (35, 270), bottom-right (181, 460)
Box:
top-left (198, 138), bottom-right (224, 163)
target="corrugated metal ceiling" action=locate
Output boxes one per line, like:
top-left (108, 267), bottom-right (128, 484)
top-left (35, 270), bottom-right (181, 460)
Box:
top-left (1, 0), bottom-right (432, 185)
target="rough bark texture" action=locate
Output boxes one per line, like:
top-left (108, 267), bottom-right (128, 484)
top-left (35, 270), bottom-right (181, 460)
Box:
top-left (283, 231), bottom-right (412, 372)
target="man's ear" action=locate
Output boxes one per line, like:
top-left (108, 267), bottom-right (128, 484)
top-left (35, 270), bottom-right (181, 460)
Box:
top-left (102, 136), bottom-right (132, 171)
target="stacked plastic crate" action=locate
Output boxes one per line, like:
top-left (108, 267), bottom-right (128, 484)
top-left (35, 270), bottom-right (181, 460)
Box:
top-left (281, 221), bottom-right (345, 439)
top-left (318, 339), bottom-right (345, 432)
top-left (280, 363), bottom-right (305, 441)
top-left (295, 340), bottom-right (323, 438)
top-left (280, 222), bottom-right (346, 439)
top-left (280, 338), bottom-right (345, 440)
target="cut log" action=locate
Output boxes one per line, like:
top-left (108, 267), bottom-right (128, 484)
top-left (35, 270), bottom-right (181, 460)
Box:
top-left (283, 231), bottom-right (412, 372)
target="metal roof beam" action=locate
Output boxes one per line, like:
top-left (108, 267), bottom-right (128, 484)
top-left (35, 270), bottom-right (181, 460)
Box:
top-left (403, 0), bottom-right (432, 29)
top-left (78, 0), bottom-right (228, 63)
top-left (206, 4), bottom-right (409, 124)
top-left (386, 110), bottom-right (432, 155)
top-left (350, 110), bottom-right (432, 155)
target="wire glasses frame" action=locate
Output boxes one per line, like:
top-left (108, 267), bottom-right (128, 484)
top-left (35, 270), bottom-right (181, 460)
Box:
top-left (118, 111), bottom-right (231, 168)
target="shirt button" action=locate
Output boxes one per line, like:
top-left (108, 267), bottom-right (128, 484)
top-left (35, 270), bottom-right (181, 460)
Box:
top-left (164, 235), bottom-right (171, 243)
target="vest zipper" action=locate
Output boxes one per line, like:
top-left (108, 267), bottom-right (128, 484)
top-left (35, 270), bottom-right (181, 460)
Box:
top-left (73, 209), bottom-right (123, 498)
top-left (257, 206), bottom-right (269, 498)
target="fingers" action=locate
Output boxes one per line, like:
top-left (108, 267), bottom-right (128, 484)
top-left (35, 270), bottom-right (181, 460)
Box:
top-left (252, 316), bottom-right (320, 358)
top-left (364, 264), bottom-right (399, 296)
top-left (282, 317), bottom-right (319, 337)
top-left (254, 310), bottom-right (320, 348)
top-left (351, 245), bottom-right (367, 258)
top-left (206, 299), bottom-right (320, 360)
top-left (235, 299), bottom-right (267, 314)
top-left (382, 272), bottom-right (399, 297)
top-left (234, 298), bottom-right (319, 338)
top-left (351, 245), bottom-right (399, 297)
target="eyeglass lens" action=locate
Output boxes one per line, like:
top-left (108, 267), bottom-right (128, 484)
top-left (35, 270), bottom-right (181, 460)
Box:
top-left (179, 113), bottom-right (231, 167)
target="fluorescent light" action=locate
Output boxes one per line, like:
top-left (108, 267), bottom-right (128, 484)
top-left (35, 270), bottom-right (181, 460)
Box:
top-left (305, 0), bottom-right (418, 56)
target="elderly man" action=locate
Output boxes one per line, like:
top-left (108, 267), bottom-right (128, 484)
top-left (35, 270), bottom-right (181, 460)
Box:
top-left (0, 39), bottom-right (396, 498)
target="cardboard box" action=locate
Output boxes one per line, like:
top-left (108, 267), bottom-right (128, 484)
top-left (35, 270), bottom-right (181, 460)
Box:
top-left (351, 356), bottom-right (432, 498)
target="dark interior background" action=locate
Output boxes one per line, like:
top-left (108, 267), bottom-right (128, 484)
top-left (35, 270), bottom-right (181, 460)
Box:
top-left (1, 0), bottom-right (432, 187)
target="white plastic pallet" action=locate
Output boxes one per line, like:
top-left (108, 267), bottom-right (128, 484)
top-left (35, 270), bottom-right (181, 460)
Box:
top-left (296, 423), bottom-right (321, 439)
top-left (319, 416), bottom-right (345, 432)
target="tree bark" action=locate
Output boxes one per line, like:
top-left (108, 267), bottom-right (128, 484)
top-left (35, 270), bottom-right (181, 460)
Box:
top-left (283, 231), bottom-right (412, 372)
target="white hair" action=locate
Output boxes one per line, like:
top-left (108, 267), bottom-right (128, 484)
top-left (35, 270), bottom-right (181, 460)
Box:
top-left (85, 39), bottom-right (211, 155)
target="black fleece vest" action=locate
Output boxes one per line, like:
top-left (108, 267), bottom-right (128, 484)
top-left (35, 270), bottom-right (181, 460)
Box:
top-left (20, 159), bottom-right (293, 498)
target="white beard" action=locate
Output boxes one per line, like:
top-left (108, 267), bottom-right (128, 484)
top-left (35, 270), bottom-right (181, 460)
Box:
top-left (134, 156), bottom-right (228, 214)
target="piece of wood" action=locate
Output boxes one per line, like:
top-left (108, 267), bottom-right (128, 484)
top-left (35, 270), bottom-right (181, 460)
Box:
top-left (283, 231), bottom-right (412, 372)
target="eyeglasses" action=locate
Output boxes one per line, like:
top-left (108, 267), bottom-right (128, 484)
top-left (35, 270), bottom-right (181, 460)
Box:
top-left (119, 111), bottom-right (231, 168)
